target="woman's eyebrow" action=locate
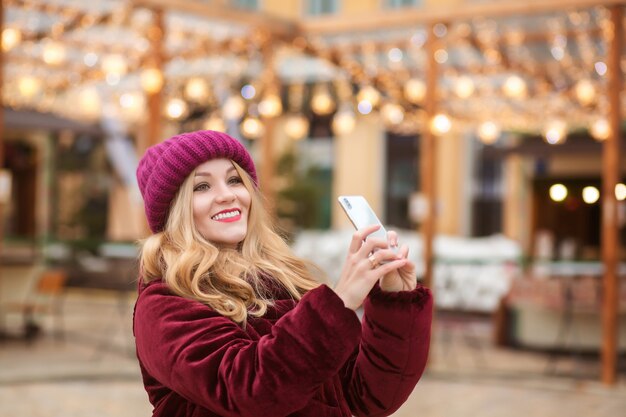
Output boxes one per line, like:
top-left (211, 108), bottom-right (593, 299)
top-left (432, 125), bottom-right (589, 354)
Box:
top-left (195, 167), bottom-right (237, 177)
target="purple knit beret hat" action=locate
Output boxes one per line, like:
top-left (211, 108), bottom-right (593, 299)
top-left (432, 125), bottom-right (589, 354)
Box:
top-left (136, 130), bottom-right (257, 233)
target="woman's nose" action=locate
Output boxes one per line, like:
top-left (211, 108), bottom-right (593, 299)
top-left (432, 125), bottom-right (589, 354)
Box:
top-left (214, 182), bottom-right (236, 203)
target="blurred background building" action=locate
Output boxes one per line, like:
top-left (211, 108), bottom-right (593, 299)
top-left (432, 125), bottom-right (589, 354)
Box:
top-left (0, 0), bottom-right (624, 386)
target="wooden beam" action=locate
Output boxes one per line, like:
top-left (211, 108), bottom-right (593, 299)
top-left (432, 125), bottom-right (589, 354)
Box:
top-left (303, 0), bottom-right (626, 34)
top-left (0, 0), bottom-right (5, 262)
top-left (420, 24), bottom-right (439, 290)
top-left (145, 8), bottom-right (165, 151)
top-left (601, 4), bottom-right (623, 387)
top-left (132, 0), bottom-right (300, 39)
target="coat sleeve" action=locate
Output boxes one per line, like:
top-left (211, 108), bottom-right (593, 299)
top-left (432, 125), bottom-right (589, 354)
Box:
top-left (134, 283), bottom-right (361, 417)
top-left (341, 283), bottom-right (433, 417)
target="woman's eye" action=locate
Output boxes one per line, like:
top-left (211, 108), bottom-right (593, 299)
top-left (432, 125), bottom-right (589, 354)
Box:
top-left (228, 176), bottom-right (243, 185)
top-left (193, 183), bottom-right (210, 192)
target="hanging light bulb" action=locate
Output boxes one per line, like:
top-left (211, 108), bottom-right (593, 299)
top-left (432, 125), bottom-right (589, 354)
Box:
top-left (241, 84), bottom-right (256, 100)
top-left (332, 106), bottom-right (356, 136)
top-left (503, 75), bottom-right (527, 99)
top-left (590, 118), bottom-right (610, 141)
top-left (404, 78), bottom-right (426, 104)
top-left (119, 92), bottom-right (145, 121)
top-left (2, 27), bottom-right (22, 52)
top-left (549, 184), bottom-right (568, 202)
top-left (258, 91), bottom-right (283, 118)
top-left (582, 186), bottom-right (600, 204)
top-left (140, 68), bottom-right (164, 93)
top-left (102, 54), bottom-right (127, 75)
top-left (615, 183), bottom-right (626, 201)
top-left (542, 119), bottom-right (567, 145)
top-left (284, 114), bottom-right (309, 140)
top-left (381, 103), bottom-right (404, 125)
top-left (478, 121), bottom-right (501, 144)
top-left (430, 113), bottom-right (451, 135)
top-left (357, 85), bottom-right (380, 107)
top-left (241, 116), bottom-right (264, 139)
top-left (203, 113), bottom-right (226, 132)
top-left (574, 79), bottom-right (596, 106)
top-left (185, 77), bottom-right (210, 102)
top-left (223, 96), bottom-right (246, 120)
top-left (454, 76), bottom-right (475, 98)
top-left (78, 88), bottom-right (101, 119)
top-left (42, 41), bottom-right (66, 66)
top-left (18, 76), bottom-right (42, 98)
top-left (165, 98), bottom-right (188, 120)
top-left (311, 85), bottom-right (336, 115)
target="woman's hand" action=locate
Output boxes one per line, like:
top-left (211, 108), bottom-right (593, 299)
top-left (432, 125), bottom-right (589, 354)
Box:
top-left (379, 231), bottom-right (417, 292)
top-left (333, 225), bottom-right (408, 310)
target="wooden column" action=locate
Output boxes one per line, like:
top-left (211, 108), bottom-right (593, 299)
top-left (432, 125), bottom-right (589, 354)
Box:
top-left (601, 4), bottom-right (623, 386)
top-left (259, 36), bottom-right (277, 215)
top-left (0, 0), bottom-right (5, 260)
top-left (420, 23), bottom-right (439, 289)
top-left (145, 8), bottom-right (165, 152)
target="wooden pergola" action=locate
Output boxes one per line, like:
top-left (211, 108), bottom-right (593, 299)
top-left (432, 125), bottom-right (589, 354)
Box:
top-left (0, 0), bottom-right (623, 384)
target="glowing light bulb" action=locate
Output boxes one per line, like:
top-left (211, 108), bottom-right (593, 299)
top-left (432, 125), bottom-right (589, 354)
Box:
top-left (332, 107), bottom-right (356, 136)
top-left (590, 118), bottom-right (610, 141)
top-left (549, 184), bottom-right (568, 202)
top-left (284, 114), bottom-right (309, 140)
top-left (140, 68), bottom-right (164, 93)
top-left (165, 98), bottom-right (188, 120)
top-left (582, 186), bottom-right (600, 204)
top-left (478, 121), bottom-right (501, 144)
top-left (2, 27), bottom-right (21, 52)
top-left (185, 77), bottom-right (210, 102)
top-left (503, 75), bottom-right (527, 99)
top-left (241, 116), bottom-right (264, 139)
top-left (430, 114), bottom-right (451, 135)
top-left (404, 78), bottom-right (426, 104)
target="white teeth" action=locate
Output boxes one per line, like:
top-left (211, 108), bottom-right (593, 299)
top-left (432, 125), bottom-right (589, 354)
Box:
top-left (212, 210), bottom-right (240, 220)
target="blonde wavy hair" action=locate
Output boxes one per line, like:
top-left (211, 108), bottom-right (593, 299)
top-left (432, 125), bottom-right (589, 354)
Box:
top-left (139, 161), bottom-right (322, 324)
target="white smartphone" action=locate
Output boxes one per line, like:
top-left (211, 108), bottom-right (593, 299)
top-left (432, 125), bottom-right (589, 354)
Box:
top-left (337, 195), bottom-right (389, 241)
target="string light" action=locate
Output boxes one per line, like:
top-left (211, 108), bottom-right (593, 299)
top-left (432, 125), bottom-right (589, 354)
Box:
top-left (430, 114), bottom-right (452, 135)
top-left (582, 186), bottom-right (600, 204)
top-left (332, 106), bottom-right (356, 136)
top-left (542, 119), bottom-right (567, 145)
top-left (590, 118), bottom-right (610, 141)
top-left (404, 78), bottom-right (426, 104)
top-left (477, 121), bottom-right (501, 144)
top-left (140, 68), bottom-right (164, 93)
top-left (185, 77), bottom-right (210, 102)
top-left (165, 98), bottom-right (188, 120)
top-left (241, 116), bottom-right (264, 139)
top-left (2, 27), bottom-right (22, 52)
top-left (284, 114), bottom-right (309, 140)
top-left (549, 184), bottom-right (568, 202)
top-left (615, 184), bottom-right (626, 201)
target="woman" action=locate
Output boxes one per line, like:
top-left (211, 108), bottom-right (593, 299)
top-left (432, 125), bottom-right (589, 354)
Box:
top-left (134, 130), bottom-right (432, 417)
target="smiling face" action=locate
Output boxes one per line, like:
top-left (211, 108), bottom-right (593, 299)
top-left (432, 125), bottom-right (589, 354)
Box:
top-left (192, 158), bottom-right (251, 248)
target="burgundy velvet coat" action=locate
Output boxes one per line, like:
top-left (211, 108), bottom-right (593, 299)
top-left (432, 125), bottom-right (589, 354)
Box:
top-left (133, 278), bottom-right (432, 417)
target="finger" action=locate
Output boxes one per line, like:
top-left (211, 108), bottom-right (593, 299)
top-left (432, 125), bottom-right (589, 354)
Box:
top-left (348, 225), bottom-right (381, 253)
top-left (387, 230), bottom-right (399, 248)
top-left (399, 244), bottom-right (409, 259)
top-left (374, 258), bottom-right (408, 277)
top-left (370, 248), bottom-right (402, 265)
top-left (358, 237), bottom-right (389, 257)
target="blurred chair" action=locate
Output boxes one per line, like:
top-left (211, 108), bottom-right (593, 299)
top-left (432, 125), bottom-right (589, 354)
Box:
top-left (3, 269), bottom-right (68, 341)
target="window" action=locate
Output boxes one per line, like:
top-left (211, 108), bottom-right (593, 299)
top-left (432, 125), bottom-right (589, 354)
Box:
top-left (385, 132), bottom-right (419, 229)
top-left (233, 0), bottom-right (259, 10)
top-left (307, 0), bottom-right (338, 16)
top-left (386, 0), bottom-right (420, 8)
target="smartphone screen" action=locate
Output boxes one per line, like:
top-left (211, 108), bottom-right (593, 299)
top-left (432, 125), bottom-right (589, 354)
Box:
top-left (338, 196), bottom-right (388, 240)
